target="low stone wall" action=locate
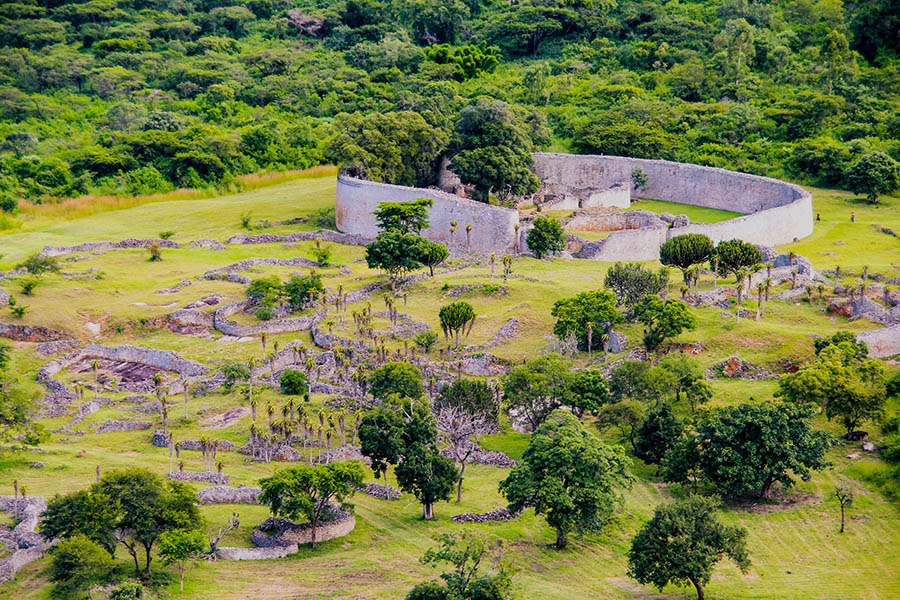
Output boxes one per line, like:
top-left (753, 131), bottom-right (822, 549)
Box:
top-left (212, 301), bottom-right (318, 336)
top-left (336, 175), bottom-right (519, 253)
top-left (251, 510), bottom-right (355, 547)
top-left (0, 322), bottom-right (72, 342)
top-left (168, 471), bottom-right (230, 484)
top-left (215, 545), bottom-right (298, 560)
top-left (197, 486), bottom-right (261, 505)
top-left (225, 230), bottom-right (373, 247)
top-left (540, 182), bottom-right (631, 210)
top-left (39, 238), bottom-right (180, 257)
top-left (0, 496), bottom-right (48, 583)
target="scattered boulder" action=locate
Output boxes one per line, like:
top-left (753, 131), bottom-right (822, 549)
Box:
top-left (272, 445), bottom-right (303, 462)
top-left (608, 331), bottom-right (627, 353)
top-left (862, 442), bottom-right (876, 453)
top-left (35, 340), bottom-right (81, 356)
top-left (202, 407), bottom-right (250, 429)
top-left (151, 430), bottom-right (170, 447)
top-left (844, 431), bottom-right (869, 442)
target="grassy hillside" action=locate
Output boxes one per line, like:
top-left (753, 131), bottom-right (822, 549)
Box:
top-left (1, 174), bottom-right (899, 600)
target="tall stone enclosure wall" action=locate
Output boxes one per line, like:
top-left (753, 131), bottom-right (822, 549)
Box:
top-left (533, 153), bottom-right (813, 260)
top-left (335, 175), bottom-right (519, 253)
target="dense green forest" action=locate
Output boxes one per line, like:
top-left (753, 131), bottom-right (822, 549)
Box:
top-left (1, 0), bottom-right (899, 213)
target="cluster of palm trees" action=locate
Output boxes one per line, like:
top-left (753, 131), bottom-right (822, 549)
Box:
top-left (244, 402), bottom-right (364, 464)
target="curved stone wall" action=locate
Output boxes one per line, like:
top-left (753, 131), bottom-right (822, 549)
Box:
top-left (336, 175), bottom-right (519, 253)
top-left (533, 153), bottom-right (813, 260)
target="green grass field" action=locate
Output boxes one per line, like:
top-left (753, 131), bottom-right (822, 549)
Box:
top-left (1, 174), bottom-right (899, 600)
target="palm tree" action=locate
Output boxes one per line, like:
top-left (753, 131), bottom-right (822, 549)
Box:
top-left (327, 320), bottom-right (335, 349)
top-left (180, 375), bottom-right (189, 420)
top-left (450, 220), bottom-right (457, 246)
top-left (514, 223), bottom-right (520, 254)
top-left (862, 265), bottom-right (869, 281)
top-left (489, 253), bottom-right (496, 283)
top-left (260, 333), bottom-right (267, 361)
top-left (353, 410), bottom-right (363, 446)
top-left (249, 395), bottom-right (258, 423)
top-left (247, 356), bottom-right (255, 410)
top-left (764, 277), bottom-right (773, 303)
top-left (818, 283), bottom-right (826, 306)
top-left (805, 285), bottom-right (813, 304)
top-left (586, 321), bottom-right (594, 361)
top-left (734, 283), bottom-right (743, 321)
top-left (756, 282), bottom-right (764, 320)
top-left (91, 360), bottom-right (100, 401)
top-left (161, 395), bottom-right (170, 435)
top-left (712, 256), bottom-right (719, 289)
top-left (791, 269), bottom-right (797, 289)
top-left (465, 223), bottom-right (472, 250)
top-left (266, 402), bottom-right (274, 431)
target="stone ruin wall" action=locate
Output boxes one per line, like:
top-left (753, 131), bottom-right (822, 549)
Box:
top-left (335, 154), bottom-right (812, 261)
top-left (335, 175), bottom-right (519, 253)
top-left (532, 153), bottom-right (814, 260)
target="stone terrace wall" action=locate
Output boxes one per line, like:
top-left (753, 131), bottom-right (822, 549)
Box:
top-left (533, 153), bottom-right (813, 260)
top-left (336, 175), bottom-right (519, 253)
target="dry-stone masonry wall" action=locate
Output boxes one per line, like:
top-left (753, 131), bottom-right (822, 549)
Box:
top-left (336, 175), bottom-right (519, 253)
top-left (532, 153), bottom-right (813, 260)
top-left (0, 496), bottom-right (48, 583)
top-left (197, 486), bottom-right (261, 505)
top-left (336, 154), bottom-right (812, 261)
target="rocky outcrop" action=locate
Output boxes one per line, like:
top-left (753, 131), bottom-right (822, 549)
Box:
top-left (460, 353), bottom-right (510, 377)
top-left (477, 318), bottom-right (519, 350)
top-left (707, 357), bottom-right (774, 380)
top-left (858, 325), bottom-right (900, 358)
top-left (197, 486), bottom-right (262, 505)
top-left (35, 340), bottom-right (81, 356)
top-left (0, 496), bottom-right (49, 583)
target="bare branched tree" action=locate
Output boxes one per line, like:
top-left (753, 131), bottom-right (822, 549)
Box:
top-left (436, 406), bottom-right (492, 503)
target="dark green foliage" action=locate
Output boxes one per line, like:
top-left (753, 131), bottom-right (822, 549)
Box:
top-left (438, 301), bottom-right (475, 347)
top-left (108, 582), bottom-right (144, 600)
top-left (365, 231), bottom-right (427, 283)
top-left (569, 370), bottom-right (608, 416)
top-left (374, 198), bottom-right (433, 234)
top-left (664, 402), bottom-right (832, 499)
top-left (17, 253), bottom-right (60, 276)
top-left (221, 362), bottom-right (249, 391)
top-left (604, 262), bottom-right (669, 307)
top-left (410, 533), bottom-right (515, 600)
top-left (714, 239), bottom-right (763, 277)
top-left (551, 289), bottom-right (621, 351)
top-left (283, 273), bottom-right (323, 308)
top-left (499, 410), bottom-right (632, 549)
top-left (413, 330), bottom-right (438, 352)
top-left (419, 240), bottom-right (449, 276)
top-left (659, 234), bottom-right (714, 285)
top-left (370, 362), bottom-right (425, 400)
top-left (634, 403), bottom-right (683, 466)
top-left (631, 295), bottom-right (697, 351)
top-left (359, 407), bottom-right (406, 479)
top-left (40, 490), bottom-right (119, 556)
top-left (425, 42), bottom-right (501, 81)
top-left (525, 217), bottom-right (565, 259)
top-left (436, 378), bottom-right (498, 423)
top-left (259, 462), bottom-right (365, 548)
top-left (280, 369), bottom-right (308, 395)
top-left (887, 373), bottom-right (900, 398)
top-left (628, 496), bottom-right (750, 600)
top-left (845, 152), bottom-right (900, 204)
top-left (502, 354), bottom-right (573, 431)
top-left (0, 342), bottom-right (43, 445)
top-left (777, 341), bottom-right (886, 433)
top-left (657, 353), bottom-right (712, 412)
top-left (247, 275), bottom-right (283, 303)
top-left (608, 360), bottom-right (675, 406)
top-left (49, 534), bottom-right (115, 599)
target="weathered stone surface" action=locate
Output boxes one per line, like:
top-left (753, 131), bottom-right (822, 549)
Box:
top-left (608, 331), bottom-right (627, 353)
top-left (215, 545), bottom-right (298, 560)
top-left (707, 357), bottom-right (774, 380)
top-left (858, 325), bottom-right (900, 358)
top-left (460, 353), bottom-right (510, 377)
top-left (168, 470), bottom-right (230, 484)
top-left (356, 482), bottom-right (402, 500)
top-left (251, 505), bottom-right (355, 548)
top-left (440, 445), bottom-right (516, 468)
top-left (94, 419), bottom-right (153, 433)
top-left (451, 507), bottom-right (517, 524)
top-left (271, 445), bottom-right (303, 462)
top-left (0, 496), bottom-right (48, 583)
top-left (35, 340), bottom-right (81, 356)
top-left (0, 323), bottom-right (72, 342)
top-left (197, 486), bottom-right (261, 505)
top-left (316, 445), bottom-right (370, 465)
top-left (151, 430), bottom-right (170, 447)
top-left (477, 318), bottom-right (519, 351)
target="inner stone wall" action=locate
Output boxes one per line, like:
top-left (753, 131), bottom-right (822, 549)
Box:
top-left (335, 175), bottom-right (519, 253)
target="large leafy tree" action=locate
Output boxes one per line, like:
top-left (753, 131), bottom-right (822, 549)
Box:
top-left (628, 496), bottom-right (750, 600)
top-left (451, 145), bottom-right (539, 204)
top-left (776, 342), bottom-right (886, 433)
top-left (631, 295), bottom-right (697, 351)
top-left (659, 234), bottom-right (714, 286)
top-left (48, 535), bottom-right (115, 600)
top-left (369, 361), bottom-right (425, 401)
top-left (435, 378), bottom-right (498, 424)
top-left (158, 529), bottom-right (206, 593)
top-left (502, 354), bottom-right (574, 431)
top-left (525, 216), bottom-right (565, 259)
top-left (97, 468), bottom-right (203, 575)
top-left (844, 151), bottom-right (900, 204)
top-left (666, 402), bottom-right (832, 499)
top-left (499, 410), bottom-right (632, 549)
top-left (550, 289), bottom-right (622, 351)
top-left (365, 231), bottom-right (428, 289)
top-left (325, 111), bottom-right (448, 187)
top-left (634, 403), bottom-right (684, 467)
top-left (258, 462), bottom-right (365, 549)
top-left (40, 490), bottom-right (120, 556)
top-left (608, 360), bottom-right (676, 406)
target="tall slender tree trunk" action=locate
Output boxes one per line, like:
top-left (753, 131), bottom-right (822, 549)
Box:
top-left (456, 462), bottom-right (466, 503)
top-left (840, 503), bottom-right (846, 533)
top-left (555, 527), bottom-right (567, 549)
top-left (690, 576), bottom-right (705, 600)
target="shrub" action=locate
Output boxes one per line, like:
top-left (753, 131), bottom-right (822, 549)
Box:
top-left (887, 373), bottom-right (900, 398)
top-left (20, 277), bottom-right (38, 296)
top-left (280, 369), bottom-right (308, 395)
top-left (240, 210), bottom-right (253, 228)
top-left (525, 217), bottom-right (565, 259)
top-left (147, 243), bottom-right (162, 262)
top-left (109, 582), bottom-right (144, 600)
top-left (247, 275), bottom-right (282, 302)
top-left (0, 194), bottom-right (17, 213)
top-left (158, 231), bottom-right (175, 240)
top-left (883, 415), bottom-right (900, 435)
top-left (283, 273), bottom-right (323, 308)
top-left (18, 253), bottom-right (60, 276)
top-left (255, 307), bottom-right (274, 321)
top-left (222, 362), bottom-right (249, 391)
top-left (312, 244), bottom-right (331, 266)
top-left (883, 434), bottom-right (900, 465)
top-left (414, 330), bottom-right (437, 352)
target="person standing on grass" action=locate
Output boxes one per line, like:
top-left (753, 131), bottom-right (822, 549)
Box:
top-left (851, 212), bottom-right (855, 222)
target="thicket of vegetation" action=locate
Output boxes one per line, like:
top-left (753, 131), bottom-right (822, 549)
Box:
top-left (1, 0), bottom-right (900, 213)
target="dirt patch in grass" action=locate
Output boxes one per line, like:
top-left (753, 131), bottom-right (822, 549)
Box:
top-left (729, 490), bottom-right (821, 514)
top-left (605, 577), bottom-right (678, 599)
